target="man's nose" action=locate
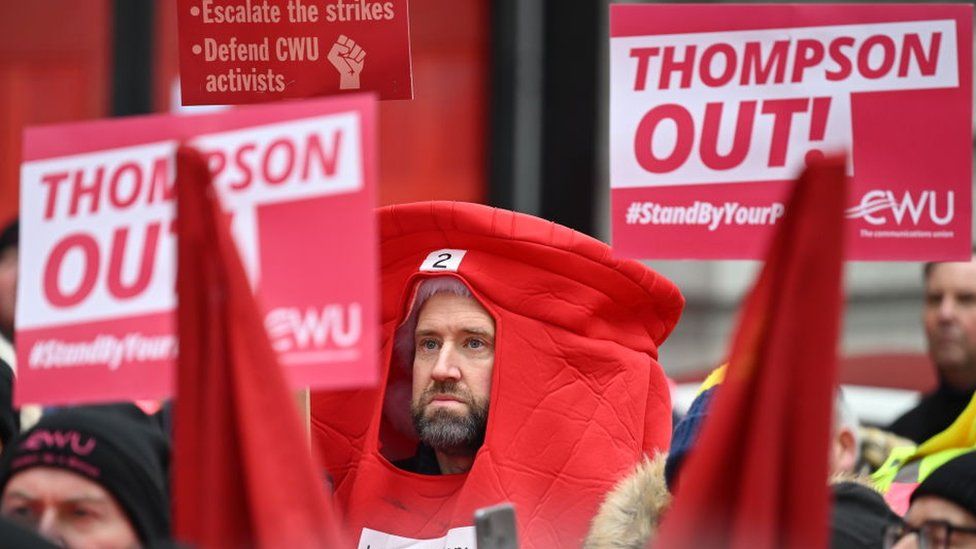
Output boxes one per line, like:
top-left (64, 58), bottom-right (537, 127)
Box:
top-left (938, 295), bottom-right (957, 321)
top-left (430, 343), bottom-right (461, 381)
top-left (35, 508), bottom-right (63, 545)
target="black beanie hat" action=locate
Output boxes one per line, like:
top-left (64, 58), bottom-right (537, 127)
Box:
top-left (0, 407), bottom-right (171, 544)
top-left (911, 451), bottom-right (976, 516)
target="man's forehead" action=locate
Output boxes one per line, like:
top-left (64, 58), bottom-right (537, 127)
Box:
top-left (415, 292), bottom-right (494, 330)
top-left (927, 260), bottom-right (976, 288)
top-left (907, 495), bottom-right (976, 526)
top-left (5, 468), bottom-right (112, 501)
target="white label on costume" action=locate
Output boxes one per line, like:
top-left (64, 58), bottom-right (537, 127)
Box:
top-left (358, 526), bottom-right (476, 548)
top-left (419, 249), bottom-right (467, 272)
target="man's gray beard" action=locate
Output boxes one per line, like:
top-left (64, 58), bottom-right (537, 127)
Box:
top-left (411, 386), bottom-right (489, 456)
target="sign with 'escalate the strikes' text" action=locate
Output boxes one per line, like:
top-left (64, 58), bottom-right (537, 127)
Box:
top-left (177, 0), bottom-right (413, 104)
top-left (16, 95), bottom-right (379, 405)
top-left (610, 4), bottom-right (972, 260)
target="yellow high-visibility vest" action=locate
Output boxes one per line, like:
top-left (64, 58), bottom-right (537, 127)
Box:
top-left (873, 390), bottom-right (976, 490)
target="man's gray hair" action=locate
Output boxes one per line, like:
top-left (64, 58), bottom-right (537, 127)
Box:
top-left (393, 277), bottom-right (473, 369)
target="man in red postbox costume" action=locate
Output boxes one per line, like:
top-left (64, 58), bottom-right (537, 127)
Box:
top-left (311, 202), bottom-right (683, 547)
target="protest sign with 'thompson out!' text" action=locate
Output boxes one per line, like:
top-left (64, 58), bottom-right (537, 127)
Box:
top-left (16, 95), bottom-right (378, 405)
top-left (610, 4), bottom-right (972, 260)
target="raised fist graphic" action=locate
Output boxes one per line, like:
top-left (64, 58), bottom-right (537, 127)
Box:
top-left (328, 35), bottom-right (366, 90)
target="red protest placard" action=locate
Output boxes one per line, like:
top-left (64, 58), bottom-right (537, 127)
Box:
top-left (610, 4), bottom-right (972, 260)
top-left (176, 0), bottom-right (412, 104)
top-left (16, 95), bottom-right (378, 405)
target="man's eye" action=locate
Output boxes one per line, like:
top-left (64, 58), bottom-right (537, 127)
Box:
top-left (418, 339), bottom-right (438, 351)
top-left (466, 339), bottom-right (486, 349)
top-left (68, 506), bottom-right (98, 521)
top-left (2, 505), bottom-right (36, 525)
top-left (5, 505), bottom-right (32, 518)
top-left (956, 293), bottom-right (976, 306)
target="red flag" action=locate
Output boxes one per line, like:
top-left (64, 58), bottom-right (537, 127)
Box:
top-left (172, 145), bottom-right (346, 548)
top-left (655, 156), bottom-right (847, 548)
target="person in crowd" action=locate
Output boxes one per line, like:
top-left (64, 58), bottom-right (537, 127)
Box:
top-left (889, 253), bottom-right (976, 443)
top-left (832, 479), bottom-right (901, 549)
top-left (584, 368), bottom-right (895, 549)
top-left (883, 451), bottom-right (976, 548)
top-left (392, 277), bottom-right (494, 475)
top-left (311, 201), bottom-right (683, 547)
top-left (0, 219), bottom-right (17, 368)
top-left (826, 391), bottom-right (901, 548)
top-left (666, 369), bottom-right (862, 489)
top-left (0, 406), bottom-right (170, 547)
top-left (872, 395), bottom-right (976, 515)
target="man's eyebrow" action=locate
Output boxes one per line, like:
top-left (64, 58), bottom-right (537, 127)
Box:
top-left (64, 496), bottom-right (111, 507)
top-left (1, 490), bottom-right (34, 502)
top-left (414, 327), bottom-right (494, 338)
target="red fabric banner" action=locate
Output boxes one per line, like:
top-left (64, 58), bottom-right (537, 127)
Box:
top-left (172, 145), bottom-right (346, 548)
top-left (655, 156), bottom-right (847, 548)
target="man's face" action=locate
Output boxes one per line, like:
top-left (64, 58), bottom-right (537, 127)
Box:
top-left (891, 495), bottom-right (976, 548)
top-left (411, 292), bottom-right (495, 454)
top-left (0, 246), bottom-right (16, 335)
top-left (924, 259), bottom-right (976, 390)
top-left (0, 467), bottom-right (140, 549)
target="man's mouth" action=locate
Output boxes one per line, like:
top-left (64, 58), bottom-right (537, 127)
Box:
top-left (934, 333), bottom-right (963, 346)
top-left (430, 393), bottom-right (465, 404)
top-left (426, 393), bottom-right (469, 412)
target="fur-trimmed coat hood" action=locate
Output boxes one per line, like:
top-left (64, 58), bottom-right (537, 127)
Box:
top-left (585, 461), bottom-right (890, 549)
top-left (585, 453), bottom-right (671, 549)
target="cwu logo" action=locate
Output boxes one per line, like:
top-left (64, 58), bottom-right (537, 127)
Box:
top-left (846, 190), bottom-right (954, 226)
top-left (264, 303), bottom-right (362, 353)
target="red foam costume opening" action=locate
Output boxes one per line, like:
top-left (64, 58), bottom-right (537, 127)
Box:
top-left (311, 201), bottom-right (683, 547)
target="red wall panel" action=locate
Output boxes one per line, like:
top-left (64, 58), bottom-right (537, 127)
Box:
top-left (0, 1), bottom-right (112, 226)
